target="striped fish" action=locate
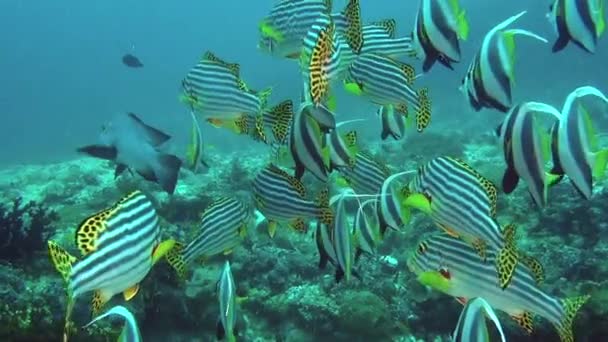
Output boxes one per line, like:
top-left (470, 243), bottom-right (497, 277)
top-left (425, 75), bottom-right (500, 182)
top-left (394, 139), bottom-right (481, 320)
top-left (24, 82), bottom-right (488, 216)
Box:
top-left (460, 11), bottom-right (547, 113)
top-left (407, 156), bottom-right (543, 289)
top-left (47, 191), bottom-right (174, 341)
top-left (252, 164), bottom-right (333, 238)
top-left (555, 86), bottom-right (608, 199)
top-left (331, 192), bottom-right (355, 282)
top-left (344, 53), bottom-right (432, 132)
top-left (327, 119), bottom-right (363, 170)
top-left (315, 220), bottom-right (338, 270)
top-left (411, 0), bottom-right (469, 72)
top-left (84, 305), bottom-right (142, 342)
top-left (452, 297), bottom-right (506, 342)
top-left (408, 234), bottom-right (589, 342)
top-left (359, 20), bottom-right (416, 58)
top-left (353, 198), bottom-right (381, 256)
top-left (497, 102), bottom-right (563, 207)
top-left (289, 102), bottom-right (332, 181)
top-left (206, 99), bottom-right (294, 145)
top-left (339, 151), bottom-right (391, 195)
top-left (217, 261), bottom-right (237, 342)
top-left (181, 51), bottom-right (271, 120)
top-left (184, 110), bottom-right (209, 173)
top-left (258, 0), bottom-right (334, 59)
top-left (165, 197), bottom-right (249, 279)
top-left (379, 105), bottom-right (408, 140)
top-left (548, 0), bottom-right (606, 53)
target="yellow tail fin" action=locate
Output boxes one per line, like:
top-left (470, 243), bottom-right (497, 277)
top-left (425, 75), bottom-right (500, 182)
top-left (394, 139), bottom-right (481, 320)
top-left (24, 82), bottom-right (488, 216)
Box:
top-left (164, 242), bottom-right (187, 279)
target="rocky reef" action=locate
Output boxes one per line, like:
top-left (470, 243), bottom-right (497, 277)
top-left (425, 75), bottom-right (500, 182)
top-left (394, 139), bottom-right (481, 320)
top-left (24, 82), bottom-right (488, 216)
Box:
top-left (0, 132), bottom-right (607, 342)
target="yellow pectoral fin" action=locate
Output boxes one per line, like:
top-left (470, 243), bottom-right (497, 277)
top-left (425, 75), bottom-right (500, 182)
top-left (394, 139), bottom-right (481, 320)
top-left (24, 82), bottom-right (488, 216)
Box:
top-left (402, 193), bottom-right (432, 214)
top-left (152, 239), bottom-right (176, 264)
top-left (123, 283), bottom-right (140, 301)
top-left (416, 271), bottom-right (451, 293)
top-left (223, 249), bottom-right (233, 255)
top-left (268, 221), bottom-right (278, 238)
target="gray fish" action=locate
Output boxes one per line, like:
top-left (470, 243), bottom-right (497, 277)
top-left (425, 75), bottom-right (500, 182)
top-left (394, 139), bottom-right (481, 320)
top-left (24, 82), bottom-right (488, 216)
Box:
top-left (77, 112), bottom-right (182, 194)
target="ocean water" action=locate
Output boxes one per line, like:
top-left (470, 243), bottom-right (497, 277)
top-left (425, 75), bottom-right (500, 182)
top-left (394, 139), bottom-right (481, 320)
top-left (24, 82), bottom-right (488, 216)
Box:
top-left (1, 0), bottom-right (608, 341)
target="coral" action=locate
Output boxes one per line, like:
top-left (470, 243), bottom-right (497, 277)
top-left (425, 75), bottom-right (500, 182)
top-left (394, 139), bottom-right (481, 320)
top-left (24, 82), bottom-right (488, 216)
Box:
top-left (336, 289), bottom-right (391, 338)
top-left (0, 197), bottom-right (58, 261)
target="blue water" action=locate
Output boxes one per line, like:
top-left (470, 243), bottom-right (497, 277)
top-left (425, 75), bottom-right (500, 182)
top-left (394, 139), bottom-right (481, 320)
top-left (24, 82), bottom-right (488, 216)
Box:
top-left (0, 0), bottom-right (607, 166)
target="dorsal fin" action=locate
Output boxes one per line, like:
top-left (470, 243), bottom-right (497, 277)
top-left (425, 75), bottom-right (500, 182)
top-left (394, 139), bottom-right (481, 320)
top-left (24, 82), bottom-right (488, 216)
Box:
top-left (343, 0), bottom-right (363, 53)
top-left (269, 164), bottom-right (306, 197)
top-left (267, 100), bottom-right (293, 144)
top-left (75, 191), bottom-right (142, 255)
top-left (511, 311), bottom-right (534, 335)
top-left (372, 18), bottom-right (396, 38)
top-left (451, 157), bottom-right (498, 218)
top-left (308, 23), bottom-right (335, 106)
top-left (203, 51), bottom-right (240, 76)
top-left (397, 61), bottom-right (416, 85)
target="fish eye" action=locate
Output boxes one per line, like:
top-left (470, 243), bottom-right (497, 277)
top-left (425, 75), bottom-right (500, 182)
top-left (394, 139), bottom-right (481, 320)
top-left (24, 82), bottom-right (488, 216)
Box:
top-left (417, 242), bottom-right (428, 254)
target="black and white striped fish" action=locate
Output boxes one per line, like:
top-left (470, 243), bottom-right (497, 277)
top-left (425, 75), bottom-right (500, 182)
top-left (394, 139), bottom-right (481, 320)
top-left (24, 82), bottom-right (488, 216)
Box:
top-left (165, 197), bottom-right (249, 279)
top-left (253, 164), bottom-right (333, 238)
top-left (411, 0), bottom-right (469, 72)
top-left (181, 51), bottom-right (272, 120)
top-left (407, 156), bottom-right (543, 289)
top-left (217, 261), bottom-right (238, 342)
top-left (555, 86), bottom-right (608, 199)
top-left (548, 0), bottom-right (606, 53)
top-left (452, 297), bottom-right (505, 342)
top-left (497, 102), bottom-right (563, 207)
top-left (47, 191), bottom-right (174, 340)
top-left (327, 119), bottom-right (363, 170)
top-left (408, 234), bottom-right (589, 342)
top-left (331, 192), bottom-right (356, 282)
top-left (289, 102), bottom-right (332, 181)
top-left (344, 53), bottom-right (432, 132)
top-left (377, 170), bottom-right (417, 236)
top-left (353, 199), bottom-right (381, 256)
top-left (460, 11), bottom-right (547, 113)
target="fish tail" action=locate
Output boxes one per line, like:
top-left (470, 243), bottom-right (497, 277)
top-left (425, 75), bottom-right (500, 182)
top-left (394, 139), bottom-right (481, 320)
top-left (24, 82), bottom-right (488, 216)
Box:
top-left (47, 240), bottom-right (77, 284)
top-left (596, 0), bottom-right (605, 37)
top-left (592, 149), bottom-right (608, 179)
top-left (257, 86), bottom-right (273, 112)
top-left (496, 224), bottom-right (519, 289)
top-left (266, 99), bottom-right (294, 144)
top-left (415, 87), bottom-right (432, 132)
top-left (316, 188), bottom-right (334, 226)
top-left (165, 242), bottom-right (188, 279)
top-left (556, 295), bottom-right (590, 342)
top-left (155, 153), bottom-right (182, 194)
top-left (456, 5), bottom-right (469, 40)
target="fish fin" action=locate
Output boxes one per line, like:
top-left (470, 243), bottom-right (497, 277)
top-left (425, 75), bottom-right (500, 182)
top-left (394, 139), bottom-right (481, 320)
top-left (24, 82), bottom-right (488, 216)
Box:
top-left (270, 164), bottom-right (307, 197)
top-left (497, 224), bottom-right (519, 289)
top-left (76, 207), bottom-right (115, 255)
top-left (556, 295), bottom-right (590, 342)
top-left (114, 164), bottom-right (128, 179)
top-left (47, 241), bottom-right (77, 284)
top-left (266, 100), bottom-right (293, 143)
top-left (203, 51), bottom-right (240, 76)
top-left (592, 149), bottom-right (608, 179)
top-left (76, 145), bottom-right (117, 160)
top-left (372, 18), bottom-right (396, 38)
top-left (290, 218), bottom-right (308, 233)
top-left (416, 88), bottom-right (431, 132)
top-left (335, 267), bottom-right (345, 283)
top-left (155, 153), bottom-right (182, 194)
top-left (165, 242), bottom-right (187, 279)
top-left (343, 0), bottom-right (363, 54)
top-left (152, 239), bottom-right (176, 264)
top-left (511, 311), bottom-right (534, 334)
top-left (552, 34), bottom-right (569, 53)
top-left (316, 188), bottom-right (334, 226)
top-left (502, 165), bottom-right (520, 194)
top-left (343, 130), bottom-right (358, 167)
top-left (596, 1), bottom-right (606, 37)
top-left (455, 297), bottom-right (468, 306)
top-left (343, 81), bottom-right (363, 96)
top-left (501, 30), bottom-right (518, 82)
top-left (437, 223), bottom-right (460, 238)
top-left (452, 157), bottom-right (498, 218)
top-left (257, 87), bottom-right (273, 112)
top-left (91, 290), bottom-right (111, 318)
top-left (123, 284), bottom-right (140, 301)
top-left (223, 249), bottom-right (233, 255)
top-left (395, 103), bottom-right (409, 116)
top-left (471, 238), bottom-right (488, 262)
top-left (127, 112), bottom-right (171, 146)
top-left (416, 270), bottom-right (452, 292)
top-left (422, 55), bottom-right (437, 73)
top-left (397, 62), bottom-right (416, 85)
top-left (454, 3), bottom-right (469, 40)
top-left (519, 254), bottom-right (544, 285)
top-left (216, 318), bottom-right (226, 341)
top-left (402, 193), bottom-right (432, 214)
top-left (307, 23), bottom-right (336, 105)
top-left (268, 220), bottom-right (278, 238)
top-left (546, 172), bottom-right (564, 187)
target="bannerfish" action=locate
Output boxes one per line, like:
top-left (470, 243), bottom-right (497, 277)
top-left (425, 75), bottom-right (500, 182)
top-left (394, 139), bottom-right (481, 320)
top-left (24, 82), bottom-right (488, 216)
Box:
top-left (289, 101), bottom-right (331, 181)
top-left (460, 11), bottom-right (547, 113)
top-left (547, 0), bottom-right (606, 53)
top-left (353, 198), bottom-right (381, 256)
top-left (184, 110), bottom-right (209, 173)
top-left (122, 54), bottom-right (143, 68)
top-left (378, 105), bottom-right (408, 140)
top-left (217, 261), bottom-right (238, 342)
top-left (409, 234), bottom-right (589, 342)
top-left (411, 0), bottom-right (470, 72)
top-left (555, 86), bottom-right (608, 199)
top-left (77, 112), bottom-right (183, 194)
top-left (497, 102), bottom-right (563, 207)
top-left (452, 297), bottom-right (506, 342)
top-left (47, 191), bottom-right (174, 341)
